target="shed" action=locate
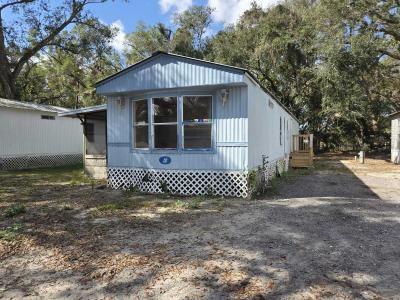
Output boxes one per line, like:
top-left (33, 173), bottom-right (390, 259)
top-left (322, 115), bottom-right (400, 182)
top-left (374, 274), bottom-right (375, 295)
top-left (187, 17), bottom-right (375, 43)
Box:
top-left (59, 104), bottom-right (107, 179)
top-left (95, 52), bottom-right (300, 197)
top-left (389, 111), bottom-right (400, 164)
top-left (0, 98), bottom-right (82, 170)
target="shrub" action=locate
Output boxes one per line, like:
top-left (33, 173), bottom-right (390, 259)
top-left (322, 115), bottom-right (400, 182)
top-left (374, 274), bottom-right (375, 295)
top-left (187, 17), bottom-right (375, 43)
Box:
top-left (5, 204), bottom-right (26, 218)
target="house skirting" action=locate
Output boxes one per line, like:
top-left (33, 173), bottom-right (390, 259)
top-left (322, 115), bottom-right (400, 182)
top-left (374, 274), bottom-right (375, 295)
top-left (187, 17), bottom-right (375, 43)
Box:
top-left (0, 153), bottom-right (82, 170)
top-left (108, 167), bottom-right (249, 198)
top-left (107, 156), bottom-right (289, 198)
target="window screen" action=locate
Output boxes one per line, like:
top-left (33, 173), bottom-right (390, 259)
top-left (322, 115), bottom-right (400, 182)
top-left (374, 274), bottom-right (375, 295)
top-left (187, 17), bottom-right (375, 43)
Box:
top-left (133, 99), bottom-right (149, 148)
top-left (153, 97), bottom-right (177, 149)
top-left (183, 96), bottom-right (212, 149)
top-left (85, 121), bottom-right (106, 155)
top-left (85, 123), bottom-right (95, 143)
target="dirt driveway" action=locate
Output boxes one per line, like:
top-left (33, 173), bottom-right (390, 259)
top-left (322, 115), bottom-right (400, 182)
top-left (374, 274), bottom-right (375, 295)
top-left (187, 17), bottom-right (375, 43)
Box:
top-left (1, 155), bottom-right (399, 299)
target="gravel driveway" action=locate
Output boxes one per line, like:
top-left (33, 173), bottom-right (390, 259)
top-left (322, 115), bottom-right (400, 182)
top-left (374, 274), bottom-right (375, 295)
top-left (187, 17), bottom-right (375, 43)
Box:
top-left (1, 155), bottom-right (399, 299)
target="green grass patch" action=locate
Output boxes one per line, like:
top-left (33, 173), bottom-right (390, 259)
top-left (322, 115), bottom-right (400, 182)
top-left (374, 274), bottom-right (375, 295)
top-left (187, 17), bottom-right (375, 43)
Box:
top-left (174, 198), bottom-right (202, 209)
top-left (0, 164), bottom-right (97, 187)
top-left (5, 204), bottom-right (27, 217)
top-left (0, 223), bottom-right (22, 241)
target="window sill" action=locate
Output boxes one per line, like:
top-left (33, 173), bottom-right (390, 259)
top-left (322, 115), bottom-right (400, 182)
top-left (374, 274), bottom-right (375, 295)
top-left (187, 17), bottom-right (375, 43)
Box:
top-left (130, 148), bottom-right (216, 155)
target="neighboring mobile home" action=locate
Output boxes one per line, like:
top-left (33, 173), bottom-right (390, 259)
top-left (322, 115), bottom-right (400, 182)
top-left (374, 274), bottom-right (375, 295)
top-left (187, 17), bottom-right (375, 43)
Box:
top-left (64, 52), bottom-right (300, 197)
top-left (0, 98), bottom-right (82, 170)
top-left (389, 112), bottom-right (400, 164)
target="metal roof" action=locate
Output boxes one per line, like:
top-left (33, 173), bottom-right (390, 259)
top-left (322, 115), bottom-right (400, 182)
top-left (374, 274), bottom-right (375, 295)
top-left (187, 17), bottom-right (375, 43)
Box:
top-left (0, 98), bottom-right (70, 113)
top-left (95, 51), bottom-right (299, 122)
top-left (58, 104), bottom-right (107, 117)
top-left (95, 51), bottom-right (249, 88)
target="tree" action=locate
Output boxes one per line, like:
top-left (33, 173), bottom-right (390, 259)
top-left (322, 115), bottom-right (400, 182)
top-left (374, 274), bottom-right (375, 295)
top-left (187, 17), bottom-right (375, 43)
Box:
top-left (124, 22), bottom-right (172, 65)
top-left (173, 5), bottom-right (213, 57)
top-left (206, 0), bottom-right (398, 150)
top-left (207, 2), bottom-right (322, 138)
top-left (0, 0), bottom-right (115, 99)
top-left (18, 23), bottom-right (122, 107)
top-left (124, 5), bottom-right (213, 64)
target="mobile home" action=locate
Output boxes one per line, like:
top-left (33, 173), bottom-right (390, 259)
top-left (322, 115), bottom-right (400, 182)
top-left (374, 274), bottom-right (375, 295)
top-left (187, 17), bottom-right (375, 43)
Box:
top-left (63, 52), bottom-right (300, 197)
top-left (0, 98), bottom-right (82, 170)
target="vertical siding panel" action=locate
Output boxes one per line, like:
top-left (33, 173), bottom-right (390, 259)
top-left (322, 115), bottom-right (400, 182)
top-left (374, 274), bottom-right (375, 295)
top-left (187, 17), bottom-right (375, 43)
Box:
top-left (106, 85), bottom-right (249, 171)
top-left (108, 145), bottom-right (247, 170)
top-left (0, 108), bottom-right (82, 156)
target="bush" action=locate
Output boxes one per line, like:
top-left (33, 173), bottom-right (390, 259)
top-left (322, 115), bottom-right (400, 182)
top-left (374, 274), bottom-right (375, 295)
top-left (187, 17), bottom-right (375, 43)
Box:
top-left (5, 204), bottom-right (26, 218)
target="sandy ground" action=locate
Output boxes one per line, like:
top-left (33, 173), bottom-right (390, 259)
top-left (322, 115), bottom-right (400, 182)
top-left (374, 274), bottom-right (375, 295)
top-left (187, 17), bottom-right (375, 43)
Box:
top-left (0, 155), bottom-right (399, 299)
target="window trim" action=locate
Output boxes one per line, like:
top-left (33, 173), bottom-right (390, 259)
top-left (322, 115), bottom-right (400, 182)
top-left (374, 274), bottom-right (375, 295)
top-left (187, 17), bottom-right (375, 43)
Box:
top-left (132, 98), bottom-right (150, 150)
top-left (152, 96), bottom-right (178, 150)
top-left (41, 115), bottom-right (55, 120)
top-left (182, 94), bottom-right (214, 151)
top-left (130, 93), bottom-right (215, 153)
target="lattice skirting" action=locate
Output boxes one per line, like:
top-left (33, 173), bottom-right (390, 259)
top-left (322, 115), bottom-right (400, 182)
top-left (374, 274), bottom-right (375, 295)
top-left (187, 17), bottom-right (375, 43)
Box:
top-left (250, 155), bottom-right (289, 195)
top-left (264, 155), bottom-right (289, 182)
top-left (108, 168), bottom-right (248, 198)
top-left (0, 154), bottom-right (83, 170)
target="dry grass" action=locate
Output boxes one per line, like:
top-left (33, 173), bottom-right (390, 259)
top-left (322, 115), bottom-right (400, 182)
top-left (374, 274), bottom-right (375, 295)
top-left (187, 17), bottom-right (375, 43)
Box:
top-left (1, 156), bottom-right (399, 299)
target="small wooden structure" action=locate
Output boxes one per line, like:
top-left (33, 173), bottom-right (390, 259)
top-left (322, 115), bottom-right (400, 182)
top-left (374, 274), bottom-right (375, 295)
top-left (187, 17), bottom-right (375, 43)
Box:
top-left (290, 134), bottom-right (314, 168)
top-left (389, 112), bottom-right (400, 164)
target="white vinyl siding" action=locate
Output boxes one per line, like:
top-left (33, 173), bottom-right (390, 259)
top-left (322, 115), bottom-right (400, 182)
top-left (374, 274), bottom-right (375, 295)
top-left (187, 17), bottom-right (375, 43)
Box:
top-left (0, 107), bottom-right (82, 156)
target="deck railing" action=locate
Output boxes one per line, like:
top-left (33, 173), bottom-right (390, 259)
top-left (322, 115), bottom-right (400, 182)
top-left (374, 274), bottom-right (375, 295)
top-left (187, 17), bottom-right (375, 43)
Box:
top-left (290, 134), bottom-right (314, 168)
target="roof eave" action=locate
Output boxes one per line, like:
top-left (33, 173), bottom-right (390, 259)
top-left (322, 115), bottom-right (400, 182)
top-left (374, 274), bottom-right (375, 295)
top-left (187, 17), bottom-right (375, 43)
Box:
top-left (58, 104), bottom-right (107, 117)
top-left (388, 111), bottom-right (400, 119)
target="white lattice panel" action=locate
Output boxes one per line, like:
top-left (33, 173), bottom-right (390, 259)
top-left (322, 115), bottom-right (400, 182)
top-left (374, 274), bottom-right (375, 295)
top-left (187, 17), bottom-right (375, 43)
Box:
top-left (0, 154), bottom-right (82, 170)
top-left (261, 155), bottom-right (289, 186)
top-left (108, 168), bottom-right (248, 198)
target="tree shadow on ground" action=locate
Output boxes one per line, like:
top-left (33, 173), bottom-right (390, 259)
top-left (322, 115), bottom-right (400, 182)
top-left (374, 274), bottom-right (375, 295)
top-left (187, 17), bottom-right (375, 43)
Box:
top-left (1, 158), bottom-right (400, 299)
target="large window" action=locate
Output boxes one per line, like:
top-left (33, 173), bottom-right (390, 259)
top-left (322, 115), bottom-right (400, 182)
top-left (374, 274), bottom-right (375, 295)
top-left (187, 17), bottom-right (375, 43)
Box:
top-left (131, 95), bottom-right (213, 151)
top-left (133, 99), bottom-right (149, 148)
top-left (183, 96), bottom-right (212, 149)
top-left (153, 97), bottom-right (177, 149)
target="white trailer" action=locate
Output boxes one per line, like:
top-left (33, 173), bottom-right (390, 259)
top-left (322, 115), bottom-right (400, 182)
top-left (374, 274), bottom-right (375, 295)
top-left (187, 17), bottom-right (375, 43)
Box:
top-left (0, 98), bottom-right (83, 170)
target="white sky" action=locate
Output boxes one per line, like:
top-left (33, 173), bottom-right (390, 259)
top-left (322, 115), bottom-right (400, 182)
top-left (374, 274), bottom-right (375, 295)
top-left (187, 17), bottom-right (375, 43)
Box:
top-left (110, 20), bottom-right (127, 52)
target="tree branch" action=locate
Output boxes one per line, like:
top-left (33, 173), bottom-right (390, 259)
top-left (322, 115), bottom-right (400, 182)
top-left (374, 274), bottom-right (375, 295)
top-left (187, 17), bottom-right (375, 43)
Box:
top-left (11, 0), bottom-right (88, 79)
top-left (0, 0), bottom-right (35, 12)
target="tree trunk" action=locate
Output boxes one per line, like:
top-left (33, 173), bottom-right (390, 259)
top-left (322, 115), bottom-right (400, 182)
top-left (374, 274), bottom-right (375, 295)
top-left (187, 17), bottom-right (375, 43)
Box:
top-left (0, 12), bottom-right (17, 99)
top-left (0, 71), bottom-right (17, 99)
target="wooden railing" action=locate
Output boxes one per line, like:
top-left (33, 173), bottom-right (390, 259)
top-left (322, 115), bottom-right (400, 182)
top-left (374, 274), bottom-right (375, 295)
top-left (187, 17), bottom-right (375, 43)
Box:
top-left (290, 134), bottom-right (314, 168)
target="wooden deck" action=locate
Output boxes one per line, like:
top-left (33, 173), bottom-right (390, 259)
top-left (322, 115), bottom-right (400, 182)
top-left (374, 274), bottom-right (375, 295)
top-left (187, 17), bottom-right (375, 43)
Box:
top-left (290, 134), bottom-right (314, 168)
